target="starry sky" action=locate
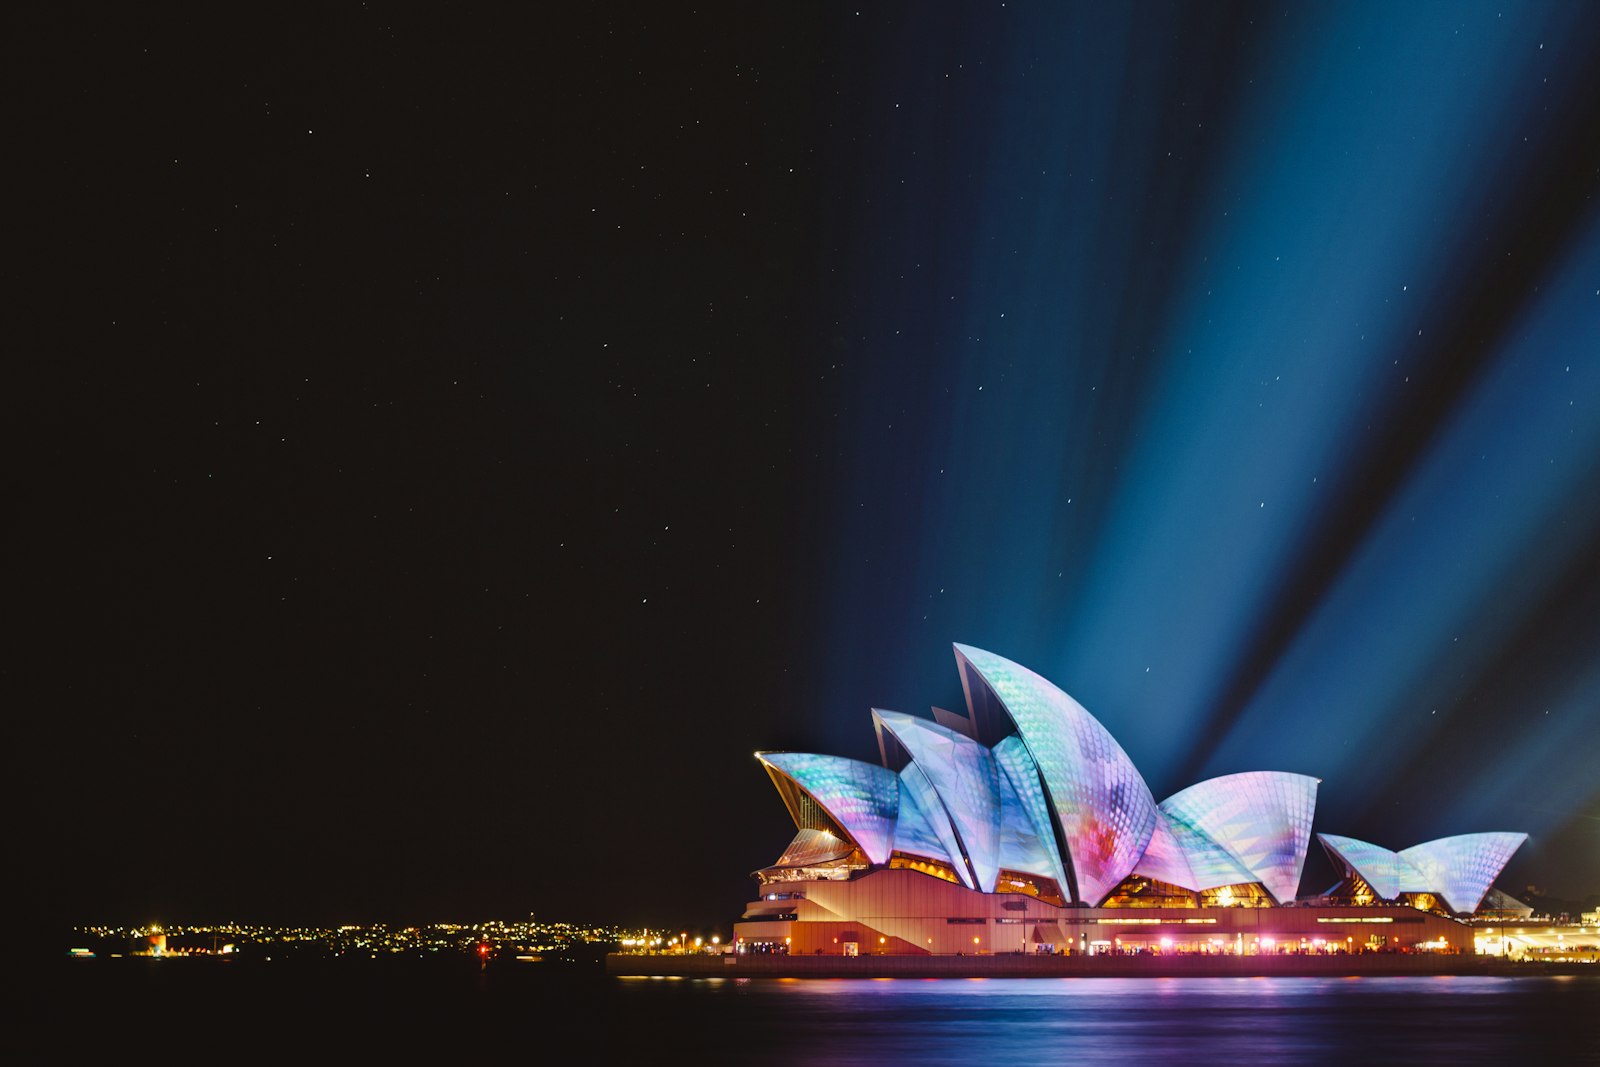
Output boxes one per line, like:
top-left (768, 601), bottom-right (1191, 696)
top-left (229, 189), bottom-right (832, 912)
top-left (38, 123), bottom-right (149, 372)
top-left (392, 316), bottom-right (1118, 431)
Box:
top-left (18, 3), bottom-right (1599, 932)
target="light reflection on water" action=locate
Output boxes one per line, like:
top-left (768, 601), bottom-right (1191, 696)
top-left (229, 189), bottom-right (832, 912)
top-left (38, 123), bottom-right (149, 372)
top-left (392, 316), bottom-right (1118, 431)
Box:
top-left (613, 975), bottom-right (1598, 1065)
top-left (44, 958), bottom-right (1598, 1063)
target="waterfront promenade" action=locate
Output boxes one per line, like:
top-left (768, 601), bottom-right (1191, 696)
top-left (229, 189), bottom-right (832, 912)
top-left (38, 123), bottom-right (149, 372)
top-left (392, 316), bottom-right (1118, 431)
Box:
top-left (608, 952), bottom-right (1585, 979)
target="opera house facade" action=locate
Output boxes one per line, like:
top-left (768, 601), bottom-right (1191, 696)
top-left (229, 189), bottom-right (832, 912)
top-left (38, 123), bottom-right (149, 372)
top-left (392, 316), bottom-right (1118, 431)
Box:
top-left (733, 645), bottom-right (1525, 957)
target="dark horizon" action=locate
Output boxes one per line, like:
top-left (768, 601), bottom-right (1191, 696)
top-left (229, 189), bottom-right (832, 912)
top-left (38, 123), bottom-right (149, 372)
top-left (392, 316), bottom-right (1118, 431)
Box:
top-left (18, 3), bottom-right (1600, 932)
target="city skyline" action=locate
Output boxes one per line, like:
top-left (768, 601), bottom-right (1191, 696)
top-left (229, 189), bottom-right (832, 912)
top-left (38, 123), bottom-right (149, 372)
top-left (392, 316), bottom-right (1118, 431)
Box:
top-left (18, 3), bottom-right (1599, 931)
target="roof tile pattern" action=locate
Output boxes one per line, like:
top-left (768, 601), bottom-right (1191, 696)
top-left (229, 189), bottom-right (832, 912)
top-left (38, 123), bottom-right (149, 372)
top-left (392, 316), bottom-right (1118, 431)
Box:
top-left (895, 763), bottom-right (970, 885)
top-left (1318, 833), bottom-right (1412, 899)
top-left (954, 644), bottom-right (1159, 905)
top-left (992, 734), bottom-right (1073, 893)
top-left (875, 709), bottom-right (1003, 891)
top-left (758, 752), bottom-right (899, 865)
top-left (1133, 808), bottom-right (1258, 891)
top-left (1319, 831), bottom-right (1527, 912)
top-left (1399, 832), bottom-right (1529, 913)
top-left (1159, 772), bottom-right (1319, 903)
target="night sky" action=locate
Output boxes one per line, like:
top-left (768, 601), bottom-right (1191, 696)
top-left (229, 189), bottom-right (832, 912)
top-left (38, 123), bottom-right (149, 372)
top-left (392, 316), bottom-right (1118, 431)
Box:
top-left (19, 3), bottom-right (1600, 933)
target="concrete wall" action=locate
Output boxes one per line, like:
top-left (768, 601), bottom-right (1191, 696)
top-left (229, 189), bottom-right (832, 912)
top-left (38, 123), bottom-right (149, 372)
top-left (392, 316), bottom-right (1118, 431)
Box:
top-left (733, 869), bottom-right (1472, 956)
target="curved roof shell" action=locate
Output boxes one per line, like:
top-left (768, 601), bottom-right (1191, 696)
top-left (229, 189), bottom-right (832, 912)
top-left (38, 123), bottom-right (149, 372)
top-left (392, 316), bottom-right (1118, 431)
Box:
top-left (1133, 809), bottom-right (1258, 891)
top-left (991, 734), bottom-right (1072, 890)
top-left (1399, 832), bottom-right (1529, 913)
top-left (1319, 831), bottom-right (1527, 912)
top-left (757, 752), bottom-right (899, 865)
top-left (894, 763), bottom-right (970, 885)
top-left (752, 645), bottom-right (1522, 914)
top-left (1158, 771), bottom-right (1320, 903)
top-left (953, 644), bottom-right (1159, 905)
top-left (1318, 833), bottom-right (1415, 900)
top-left (874, 709), bottom-right (1003, 891)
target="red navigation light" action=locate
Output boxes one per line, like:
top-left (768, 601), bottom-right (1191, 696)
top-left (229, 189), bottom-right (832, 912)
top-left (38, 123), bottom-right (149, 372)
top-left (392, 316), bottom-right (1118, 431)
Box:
top-left (476, 943), bottom-right (491, 958)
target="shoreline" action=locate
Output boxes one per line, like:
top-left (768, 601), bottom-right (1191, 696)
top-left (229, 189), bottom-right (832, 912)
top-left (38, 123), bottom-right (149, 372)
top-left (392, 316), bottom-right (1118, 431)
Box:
top-left (607, 952), bottom-right (1593, 979)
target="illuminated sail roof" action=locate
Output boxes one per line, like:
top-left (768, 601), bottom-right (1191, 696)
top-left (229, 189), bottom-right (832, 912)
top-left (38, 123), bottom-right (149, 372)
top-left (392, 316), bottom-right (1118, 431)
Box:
top-left (1130, 810), bottom-right (1196, 889)
top-left (1319, 831), bottom-right (1527, 912)
top-left (757, 752), bottom-right (898, 865)
top-left (1318, 833), bottom-right (1414, 900)
top-left (1399, 833), bottom-right (1528, 913)
top-left (752, 644), bottom-right (1523, 914)
top-left (874, 709), bottom-right (1003, 892)
top-left (1133, 809), bottom-right (1257, 891)
top-left (895, 763), bottom-right (970, 885)
top-left (991, 734), bottom-right (1070, 890)
top-left (953, 644), bottom-right (1159, 906)
top-left (1158, 772), bottom-right (1319, 903)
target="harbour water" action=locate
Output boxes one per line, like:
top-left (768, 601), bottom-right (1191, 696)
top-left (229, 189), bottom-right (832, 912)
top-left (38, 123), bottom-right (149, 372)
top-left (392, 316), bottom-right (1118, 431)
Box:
top-left (36, 956), bottom-right (1598, 1063)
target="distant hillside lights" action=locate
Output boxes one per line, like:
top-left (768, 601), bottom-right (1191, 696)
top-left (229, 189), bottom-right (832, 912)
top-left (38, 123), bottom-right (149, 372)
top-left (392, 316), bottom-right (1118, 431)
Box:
top-left (73, 920), bottom-right (643, 959)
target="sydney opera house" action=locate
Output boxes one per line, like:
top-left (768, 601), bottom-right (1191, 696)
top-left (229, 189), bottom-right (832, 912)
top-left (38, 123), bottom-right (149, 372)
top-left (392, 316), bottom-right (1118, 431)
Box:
top-left (734, 645), bottom-right (1525, 957)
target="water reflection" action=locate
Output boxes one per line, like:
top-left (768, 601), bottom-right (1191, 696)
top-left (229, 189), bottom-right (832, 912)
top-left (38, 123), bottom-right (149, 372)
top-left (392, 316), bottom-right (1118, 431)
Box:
top-left (613, 975), bottom-right (1598, 1065)
top-left (45, 957), bottom-right (1596, 1064)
